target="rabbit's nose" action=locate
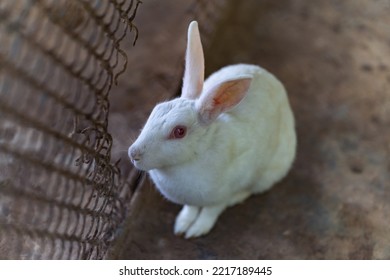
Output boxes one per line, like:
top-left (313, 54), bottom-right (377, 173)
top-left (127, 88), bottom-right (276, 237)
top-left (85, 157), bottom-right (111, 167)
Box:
top-left (128, 146), bottom-right (143, 162)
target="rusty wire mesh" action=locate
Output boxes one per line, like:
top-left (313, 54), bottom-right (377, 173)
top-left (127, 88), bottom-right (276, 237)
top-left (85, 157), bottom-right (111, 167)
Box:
top-left (0, 0), bottom-right (141, 259)
top-left (0, 0), bottom-right (230, 260)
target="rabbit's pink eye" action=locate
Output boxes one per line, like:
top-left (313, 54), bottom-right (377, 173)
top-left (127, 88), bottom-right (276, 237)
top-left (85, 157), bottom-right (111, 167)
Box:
top-left (170, 126), bottom-right (187, 139)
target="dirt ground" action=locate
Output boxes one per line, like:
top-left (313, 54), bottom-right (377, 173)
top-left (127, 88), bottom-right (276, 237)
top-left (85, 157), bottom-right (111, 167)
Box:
top-left (108, 0), bottom-right (390, 259)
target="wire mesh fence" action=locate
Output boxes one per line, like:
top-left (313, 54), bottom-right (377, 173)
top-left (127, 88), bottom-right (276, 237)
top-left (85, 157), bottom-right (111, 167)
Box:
top-left (0, 0), bottom-right (142, 259)
top-left (0, 0), bottom-right (230, 259)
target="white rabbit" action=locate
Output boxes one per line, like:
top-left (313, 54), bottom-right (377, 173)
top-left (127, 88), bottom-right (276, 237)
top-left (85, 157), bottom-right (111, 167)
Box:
top-left (128, 21), bottom-right (296, 238)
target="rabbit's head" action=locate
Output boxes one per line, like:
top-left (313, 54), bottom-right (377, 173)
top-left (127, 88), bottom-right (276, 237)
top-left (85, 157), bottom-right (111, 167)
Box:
top-left (128, 21), bottom-right (252, 171)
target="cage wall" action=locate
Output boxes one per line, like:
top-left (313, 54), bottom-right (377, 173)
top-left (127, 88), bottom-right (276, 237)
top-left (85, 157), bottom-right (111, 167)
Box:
top-left (0, 0), bottom-right (142, 259)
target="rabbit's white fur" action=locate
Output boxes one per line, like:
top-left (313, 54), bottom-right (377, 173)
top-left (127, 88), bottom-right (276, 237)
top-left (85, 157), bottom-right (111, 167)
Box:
top-left (129, 21), bottom-right (296, 238)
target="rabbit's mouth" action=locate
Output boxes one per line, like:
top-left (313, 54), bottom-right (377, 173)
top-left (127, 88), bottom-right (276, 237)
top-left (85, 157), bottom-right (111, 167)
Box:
top-left (130, 158), bottom-right (150, 171)
top-left (128, 146), bottom-right (147, 170)
top-left (128, 153), bottom-right (155, 172)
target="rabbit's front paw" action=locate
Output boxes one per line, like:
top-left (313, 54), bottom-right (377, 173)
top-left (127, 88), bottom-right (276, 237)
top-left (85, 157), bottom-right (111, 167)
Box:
top-left (182, 205), bottom-right (226, 239)
top-left (174, 205), bottom-right (200, 235)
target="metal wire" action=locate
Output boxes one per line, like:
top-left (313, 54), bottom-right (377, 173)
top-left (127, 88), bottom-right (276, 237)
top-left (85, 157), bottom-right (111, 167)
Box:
top-left (0, 0), bottom-right (141, 259)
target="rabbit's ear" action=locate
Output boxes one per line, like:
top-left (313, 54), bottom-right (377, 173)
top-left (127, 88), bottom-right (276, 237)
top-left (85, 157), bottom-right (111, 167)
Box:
top-left (196, 76), bottom-right (252, 124)
top-left (182, 21), bottom-right (204, 100)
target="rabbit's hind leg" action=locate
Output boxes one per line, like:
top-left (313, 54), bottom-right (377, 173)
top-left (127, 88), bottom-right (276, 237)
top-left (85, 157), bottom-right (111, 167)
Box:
top-left (175, 190), bottom-right (252, 238)
top-left (181, 204), bottom-right (226, 238)
top-left (174, 205), bottom-right (200, 236)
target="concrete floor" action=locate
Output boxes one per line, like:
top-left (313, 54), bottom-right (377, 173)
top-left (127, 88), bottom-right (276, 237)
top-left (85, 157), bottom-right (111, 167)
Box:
top-left (109, 0), bottom-right (390, 259)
